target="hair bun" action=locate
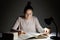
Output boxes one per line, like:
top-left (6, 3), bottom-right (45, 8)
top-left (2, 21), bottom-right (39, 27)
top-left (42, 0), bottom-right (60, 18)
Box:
top-left (24, 1), bottom-right (33, 13)
top-left (27, 1), bottom-right (31, 6)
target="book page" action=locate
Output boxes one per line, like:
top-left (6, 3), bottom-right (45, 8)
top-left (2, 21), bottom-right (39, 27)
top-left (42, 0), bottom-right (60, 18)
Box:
top-left (18, 33), bottom-right (34, 39)
top-left (18, 33), bottom-right (44, 39)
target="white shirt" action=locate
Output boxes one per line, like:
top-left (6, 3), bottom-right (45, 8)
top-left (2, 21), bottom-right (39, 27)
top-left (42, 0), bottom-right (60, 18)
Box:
top-left (12, 16), bottom-right (44, 33)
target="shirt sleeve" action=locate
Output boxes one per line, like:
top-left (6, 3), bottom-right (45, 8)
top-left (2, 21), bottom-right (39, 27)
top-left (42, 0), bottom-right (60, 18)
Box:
top-left (35, 17), bottom-right (44, 33)
top-left (12, 17), bottom-right (20, 30)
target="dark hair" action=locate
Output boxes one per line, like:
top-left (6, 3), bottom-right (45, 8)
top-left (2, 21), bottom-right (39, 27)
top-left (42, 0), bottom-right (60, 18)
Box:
top-left (24, 1), bottom-right (33, 13)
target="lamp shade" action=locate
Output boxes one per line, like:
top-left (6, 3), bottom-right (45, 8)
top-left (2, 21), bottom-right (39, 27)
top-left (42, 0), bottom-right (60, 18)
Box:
top-left (44, 17), bottom-right (54, 25)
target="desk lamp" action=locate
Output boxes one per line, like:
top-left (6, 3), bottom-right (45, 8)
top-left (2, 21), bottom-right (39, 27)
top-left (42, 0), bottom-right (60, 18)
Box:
top-left (44, 17), bottom-right (59, 40)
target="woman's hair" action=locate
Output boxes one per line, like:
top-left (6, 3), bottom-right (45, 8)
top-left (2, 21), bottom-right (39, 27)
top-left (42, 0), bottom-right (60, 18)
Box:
top-left (24, 1), bottom-right (33, 13)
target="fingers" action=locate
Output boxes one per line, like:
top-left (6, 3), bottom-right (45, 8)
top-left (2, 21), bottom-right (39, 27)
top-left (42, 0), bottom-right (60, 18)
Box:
top-left (18, 31), bottom-right (26, 36)
top-left (44, 28), bottom-right (50, 34)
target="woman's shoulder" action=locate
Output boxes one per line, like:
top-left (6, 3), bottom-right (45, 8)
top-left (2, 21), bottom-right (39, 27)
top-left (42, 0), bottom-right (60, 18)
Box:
top-left (32, 16), bottom-right (39, 22)
top-left (17, 16), bottom-right (25, 20)
top-left (32, 16), bottom-right (39, 23)
top-left (32, 16), bottom-right (38, 19)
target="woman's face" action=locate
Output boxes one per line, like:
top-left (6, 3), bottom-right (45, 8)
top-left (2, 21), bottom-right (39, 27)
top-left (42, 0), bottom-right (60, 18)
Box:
top-left (25, 9), bottom-right (33, 19)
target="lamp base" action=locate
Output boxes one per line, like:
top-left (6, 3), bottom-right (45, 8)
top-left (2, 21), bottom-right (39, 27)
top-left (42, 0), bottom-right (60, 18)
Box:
top-left (50, 36), bottom-right (60, 40)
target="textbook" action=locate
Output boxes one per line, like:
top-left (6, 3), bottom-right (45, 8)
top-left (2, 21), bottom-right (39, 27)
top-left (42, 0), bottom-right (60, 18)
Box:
top-left (18, 33), bottom-right (48, 39)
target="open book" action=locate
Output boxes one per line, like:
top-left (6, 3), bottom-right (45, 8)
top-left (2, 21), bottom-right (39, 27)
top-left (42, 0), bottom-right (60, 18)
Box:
top-left (18, 33), bottom-right (48, 39)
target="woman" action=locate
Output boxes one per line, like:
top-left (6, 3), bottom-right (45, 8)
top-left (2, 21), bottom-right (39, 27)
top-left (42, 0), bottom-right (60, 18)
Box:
top-left (12, 2), bottom-right (50, 35)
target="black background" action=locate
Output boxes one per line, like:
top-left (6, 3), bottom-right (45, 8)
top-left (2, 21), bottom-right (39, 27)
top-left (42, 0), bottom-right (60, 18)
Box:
top-left (0, 0), bottom-right (60, 33)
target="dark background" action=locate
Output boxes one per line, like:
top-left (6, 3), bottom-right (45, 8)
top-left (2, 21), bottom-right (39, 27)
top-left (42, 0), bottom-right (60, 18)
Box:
top-left (0, 0), bottom-right (60, 33)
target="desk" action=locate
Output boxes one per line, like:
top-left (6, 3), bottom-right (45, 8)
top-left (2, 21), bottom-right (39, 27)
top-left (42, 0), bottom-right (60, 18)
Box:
top-left (15, 33), bottom-right (56, 40)
top-left (1, 32), bottom-right (58, 40)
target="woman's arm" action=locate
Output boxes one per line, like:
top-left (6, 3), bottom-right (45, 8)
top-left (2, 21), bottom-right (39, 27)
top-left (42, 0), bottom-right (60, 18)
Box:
top-left (35, 17), bottom-right (50, 34)
top-left (35, 17), bottom-right (44, 33)
top-left (12, 17), bottom-right (20, 32)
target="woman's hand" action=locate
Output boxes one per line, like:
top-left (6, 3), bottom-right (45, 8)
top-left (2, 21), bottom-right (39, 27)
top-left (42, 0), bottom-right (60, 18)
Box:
top-left (43, 28), bottom-right (50, 35)
top-left (18, 31), bottom-right (26, 36)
